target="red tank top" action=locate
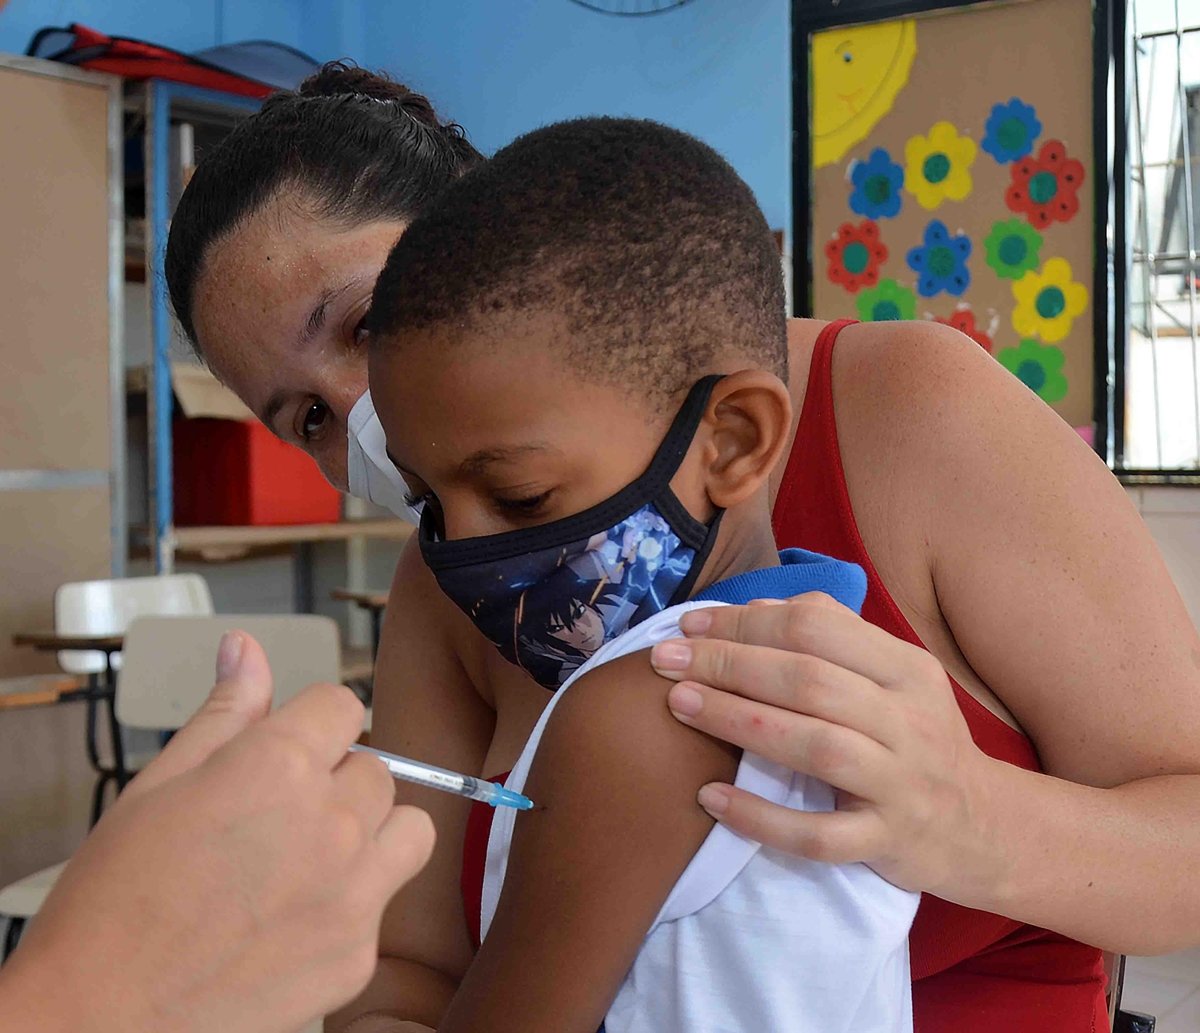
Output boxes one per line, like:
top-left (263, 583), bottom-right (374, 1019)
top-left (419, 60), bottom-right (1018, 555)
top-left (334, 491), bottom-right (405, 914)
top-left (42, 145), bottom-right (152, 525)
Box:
top-left (462, 319), bottom-right (1107, 1029)
top-left (773, 320), bottom-right (1105, 1030)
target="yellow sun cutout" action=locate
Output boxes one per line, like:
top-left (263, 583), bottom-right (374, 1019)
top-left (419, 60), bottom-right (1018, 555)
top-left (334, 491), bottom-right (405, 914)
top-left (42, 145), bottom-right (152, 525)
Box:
top-left (812, 19), bottom-right (918, 169)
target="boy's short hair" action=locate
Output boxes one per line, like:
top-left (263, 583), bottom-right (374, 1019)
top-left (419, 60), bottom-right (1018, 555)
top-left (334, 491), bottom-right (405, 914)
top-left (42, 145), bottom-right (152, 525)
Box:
top-left (368, 116), bottom-right (788, 394)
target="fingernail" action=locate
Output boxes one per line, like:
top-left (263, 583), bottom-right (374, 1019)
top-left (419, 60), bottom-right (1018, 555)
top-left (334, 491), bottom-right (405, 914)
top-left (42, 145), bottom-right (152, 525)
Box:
top-left (667, 683), bottom-right (703, 718)
top-left (650, 640), bottom-right (691, 674)
top-left (698, 783), bottom-right (731, 816)
top-left (216, 631), bottom-right (244, 681)
top-left (678, 610), bottom-right (713, 636)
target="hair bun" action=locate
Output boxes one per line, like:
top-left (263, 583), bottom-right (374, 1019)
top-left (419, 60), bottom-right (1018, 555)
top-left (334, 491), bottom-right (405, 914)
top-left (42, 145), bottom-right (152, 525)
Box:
top-left (298, 61), bottom-right (441, 131)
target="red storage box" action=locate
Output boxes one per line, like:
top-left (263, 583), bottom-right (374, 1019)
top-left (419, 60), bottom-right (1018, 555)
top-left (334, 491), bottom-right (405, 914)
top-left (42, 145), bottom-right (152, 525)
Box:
top-left (173, 417), bottom-right (340, 526)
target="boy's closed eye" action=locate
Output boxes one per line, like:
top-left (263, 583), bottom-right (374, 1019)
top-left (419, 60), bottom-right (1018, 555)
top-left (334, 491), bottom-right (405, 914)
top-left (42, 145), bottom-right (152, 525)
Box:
top-left (396, 477), bottom-right (558, 533)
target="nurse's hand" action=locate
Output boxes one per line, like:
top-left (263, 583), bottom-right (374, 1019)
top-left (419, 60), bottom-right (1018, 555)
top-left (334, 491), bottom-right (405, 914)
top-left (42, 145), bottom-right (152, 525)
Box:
top-left (0, 632), bottom-right (435, 1033)
top-left (650, 593), bottom-right (999, 896)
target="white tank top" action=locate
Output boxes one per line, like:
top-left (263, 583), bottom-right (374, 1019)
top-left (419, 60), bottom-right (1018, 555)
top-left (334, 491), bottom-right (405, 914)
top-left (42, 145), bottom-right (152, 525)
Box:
top-left (482, 599), bottom-right (919, 1033)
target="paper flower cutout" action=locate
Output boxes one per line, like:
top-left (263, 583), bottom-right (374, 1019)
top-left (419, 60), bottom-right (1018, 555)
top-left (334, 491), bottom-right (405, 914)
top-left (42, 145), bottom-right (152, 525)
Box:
top-left (825, 220), bottom-right (889, 293)
top-left (856, 278), bottom-right (916, 322)
top-left (984, 218), bottom-right (1043, 280)
top-left (904, 122), bottom-right (977, 210)
top-left (849, 148), bottom-right (905, 219)
top-left (981, 98), bottom-right (1042, 163)
top-left (906, 220), bottom-right (971, 297)
top-left (997, 338), bottom-right (1068, 402)
top-left (936, 308), bottom-right (994, 353)
top-left (1005, 140), bottom-right (1085, 229)
top-left (1012, 258), bottom-right (1088, 343)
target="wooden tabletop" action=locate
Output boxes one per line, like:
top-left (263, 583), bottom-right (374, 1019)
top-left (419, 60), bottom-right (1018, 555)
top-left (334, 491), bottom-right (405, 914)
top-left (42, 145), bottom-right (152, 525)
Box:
top-left (13, 630), bottom-right (125, 652)
top-left (331, 588), bottom-right (390, 610)
top-left (0, 674), bottom-right (90, 711)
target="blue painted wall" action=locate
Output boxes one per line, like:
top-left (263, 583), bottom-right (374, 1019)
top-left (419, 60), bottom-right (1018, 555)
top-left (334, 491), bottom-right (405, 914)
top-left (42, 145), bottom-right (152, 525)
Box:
top-left (0, 0), bottom-right (310, 55)
top-left (0, 0), bottom-right (792, 231)
top-left (360, 0), bottom-right (791, 232)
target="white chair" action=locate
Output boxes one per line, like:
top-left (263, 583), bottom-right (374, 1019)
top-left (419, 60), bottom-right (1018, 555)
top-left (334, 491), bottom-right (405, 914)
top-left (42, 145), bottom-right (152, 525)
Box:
top-left (55, 574), bottom-right (214, 674)
top-left (0, 613), bottom-right (341, 962)
top-left (53, 574), bottom-right (214, 824)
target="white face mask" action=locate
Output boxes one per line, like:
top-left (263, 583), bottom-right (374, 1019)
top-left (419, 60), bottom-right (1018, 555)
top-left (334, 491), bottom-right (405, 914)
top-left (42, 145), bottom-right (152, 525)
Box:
top-left (346, 390), bottom-right (421, 524)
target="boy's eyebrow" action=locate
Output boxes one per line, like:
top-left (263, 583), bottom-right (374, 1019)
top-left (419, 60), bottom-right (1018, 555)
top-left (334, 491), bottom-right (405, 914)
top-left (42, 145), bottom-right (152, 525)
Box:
top-left (383, 443), bottom-right (555, 480)
top-left (458, 444), bottom-right (553, 474)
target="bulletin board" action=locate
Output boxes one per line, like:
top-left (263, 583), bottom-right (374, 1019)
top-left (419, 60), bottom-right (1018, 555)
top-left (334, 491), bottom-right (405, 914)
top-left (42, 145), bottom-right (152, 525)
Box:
top-left (793, 0), bottom-right (1114, 441)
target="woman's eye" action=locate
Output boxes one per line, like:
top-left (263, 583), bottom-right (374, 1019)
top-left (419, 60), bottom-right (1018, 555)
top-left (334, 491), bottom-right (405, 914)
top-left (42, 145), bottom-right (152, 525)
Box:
top-left (300, 400), bottom-right (330, 442)
top-left (353, 312), bottom-right (370, 347)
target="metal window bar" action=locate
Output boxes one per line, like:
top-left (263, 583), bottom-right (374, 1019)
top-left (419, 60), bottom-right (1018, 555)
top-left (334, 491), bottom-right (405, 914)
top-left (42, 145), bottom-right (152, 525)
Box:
top-left (1123, 1), bottom-right (1200, 476)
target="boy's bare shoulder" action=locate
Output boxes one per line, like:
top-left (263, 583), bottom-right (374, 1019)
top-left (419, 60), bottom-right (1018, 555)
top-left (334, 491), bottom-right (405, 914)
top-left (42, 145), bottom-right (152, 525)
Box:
top-left (540, 648), bottom-right (739, 788)
top-left (442, 648), bottom-right (739, 1031)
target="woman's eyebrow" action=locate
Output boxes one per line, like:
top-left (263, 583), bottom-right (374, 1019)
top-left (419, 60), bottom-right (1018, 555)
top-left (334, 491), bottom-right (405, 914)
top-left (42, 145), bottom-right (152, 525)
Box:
top-left (299, 283), bottom-right (354, 346)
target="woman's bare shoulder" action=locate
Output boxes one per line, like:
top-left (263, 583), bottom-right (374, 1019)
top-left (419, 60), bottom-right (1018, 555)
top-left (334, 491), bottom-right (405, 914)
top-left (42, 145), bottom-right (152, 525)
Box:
top-left (829, 320), bottom-right (1200, 783)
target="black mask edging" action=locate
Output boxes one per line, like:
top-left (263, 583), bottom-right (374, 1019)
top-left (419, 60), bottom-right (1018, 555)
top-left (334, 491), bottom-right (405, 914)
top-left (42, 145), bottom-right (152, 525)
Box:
top-left (420, 375), bottom-right (724, 571)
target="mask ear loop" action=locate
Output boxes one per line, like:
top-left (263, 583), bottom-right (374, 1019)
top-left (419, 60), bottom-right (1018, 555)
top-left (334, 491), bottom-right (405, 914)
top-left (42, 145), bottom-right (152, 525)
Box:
top-left (664, 508), bottom-right (725, 608)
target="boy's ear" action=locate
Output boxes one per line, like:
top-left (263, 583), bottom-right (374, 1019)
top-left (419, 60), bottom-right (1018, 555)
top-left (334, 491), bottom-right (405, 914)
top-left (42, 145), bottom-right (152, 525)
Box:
top-left (700, 370), bottom-right (793, 509)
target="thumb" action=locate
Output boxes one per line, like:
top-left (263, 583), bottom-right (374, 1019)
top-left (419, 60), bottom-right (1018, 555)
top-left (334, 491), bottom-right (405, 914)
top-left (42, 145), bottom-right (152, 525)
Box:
top-left (123, 631), bottom-right (275, 797)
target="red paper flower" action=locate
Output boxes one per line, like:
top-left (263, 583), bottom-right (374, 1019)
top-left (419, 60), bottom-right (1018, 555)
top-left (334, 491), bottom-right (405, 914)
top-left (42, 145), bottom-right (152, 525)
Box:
top-left (825, 220), bottom-right (888, 293)
top-left (936, 308), bottom-right (994, 353)
top-left (1005, 139), bottom-right (1085, 230)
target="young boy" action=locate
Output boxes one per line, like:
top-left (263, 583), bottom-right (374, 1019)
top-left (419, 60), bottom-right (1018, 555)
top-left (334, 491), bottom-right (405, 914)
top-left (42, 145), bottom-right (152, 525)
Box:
top-left (364, 117), bottom-right (918, 1032)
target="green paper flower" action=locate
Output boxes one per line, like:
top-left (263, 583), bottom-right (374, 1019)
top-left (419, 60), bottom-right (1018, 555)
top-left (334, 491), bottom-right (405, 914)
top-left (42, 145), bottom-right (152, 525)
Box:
top-left (984, 218), bottom-right (1043, 280)
top-left (855, 278), bottom-right (917, 322)
top-left (997, 338), bottom-right (1068, 402)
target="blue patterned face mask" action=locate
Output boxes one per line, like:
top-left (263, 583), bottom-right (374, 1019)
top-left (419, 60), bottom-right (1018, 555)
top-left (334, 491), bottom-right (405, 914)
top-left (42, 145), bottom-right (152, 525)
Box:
top-left (418, 377), bottom-right (725, 689)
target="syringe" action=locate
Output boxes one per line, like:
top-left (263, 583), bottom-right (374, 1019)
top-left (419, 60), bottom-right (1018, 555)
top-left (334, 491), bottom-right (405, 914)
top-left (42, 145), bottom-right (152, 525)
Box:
top-left (348, 743), bottom-right (534, 810)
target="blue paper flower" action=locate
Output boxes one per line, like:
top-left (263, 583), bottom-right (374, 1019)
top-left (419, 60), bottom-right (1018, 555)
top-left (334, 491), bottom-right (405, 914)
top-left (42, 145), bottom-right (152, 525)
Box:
top-left (906, 220), bottom-right (972, 298)
top-left (982, 98), bottom-right (1042, 164)
top-left (849, 148), bottom-right (904, 219)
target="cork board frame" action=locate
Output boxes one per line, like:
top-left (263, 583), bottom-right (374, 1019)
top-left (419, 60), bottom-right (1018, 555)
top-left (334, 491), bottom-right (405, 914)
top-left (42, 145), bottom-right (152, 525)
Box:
top-left (792, 0), bottom-right (1117, 451)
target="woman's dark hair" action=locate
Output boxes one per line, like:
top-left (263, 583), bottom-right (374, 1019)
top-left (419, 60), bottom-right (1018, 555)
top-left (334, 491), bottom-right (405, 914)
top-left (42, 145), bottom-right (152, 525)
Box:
top-left (165, 61), bottom-right (483, 348)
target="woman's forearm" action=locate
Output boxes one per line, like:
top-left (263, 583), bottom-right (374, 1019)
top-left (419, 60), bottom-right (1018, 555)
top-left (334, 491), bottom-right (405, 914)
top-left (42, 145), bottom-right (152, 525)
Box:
top-left (972, 758), bottom-right (1200, 955)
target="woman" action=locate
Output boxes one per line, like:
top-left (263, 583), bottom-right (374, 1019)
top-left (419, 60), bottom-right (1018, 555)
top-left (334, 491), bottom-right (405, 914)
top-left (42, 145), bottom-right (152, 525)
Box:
top-left (165, 63), bottom-right (1200, 1031)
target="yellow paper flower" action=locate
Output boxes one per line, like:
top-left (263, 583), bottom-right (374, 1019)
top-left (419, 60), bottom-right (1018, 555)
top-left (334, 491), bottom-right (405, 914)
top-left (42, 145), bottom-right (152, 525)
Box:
top-left (904, 122), bottom-right (977, 210)
top-left (1011, 258), bottom-right (1088, 343)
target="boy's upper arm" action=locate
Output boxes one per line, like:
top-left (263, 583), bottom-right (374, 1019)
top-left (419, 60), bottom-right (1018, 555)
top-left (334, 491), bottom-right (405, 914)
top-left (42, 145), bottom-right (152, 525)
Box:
top-left (370, 539), bottom-right (495, 979)
top-left (439, 649), bottom-right (740, 1033)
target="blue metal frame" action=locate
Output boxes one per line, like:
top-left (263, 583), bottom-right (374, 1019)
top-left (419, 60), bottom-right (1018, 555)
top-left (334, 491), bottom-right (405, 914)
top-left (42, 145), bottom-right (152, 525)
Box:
top-left (145, 81), bottom-right (260, 571)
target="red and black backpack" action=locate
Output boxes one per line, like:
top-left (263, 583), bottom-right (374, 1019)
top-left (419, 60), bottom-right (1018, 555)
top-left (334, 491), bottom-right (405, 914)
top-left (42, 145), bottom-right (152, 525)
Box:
top-left (26, 23), bottom-right (318, 97)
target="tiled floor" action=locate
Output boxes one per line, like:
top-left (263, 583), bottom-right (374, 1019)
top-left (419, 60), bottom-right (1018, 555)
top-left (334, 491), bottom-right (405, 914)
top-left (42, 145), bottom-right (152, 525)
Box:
top-left (1120, 947), bottom-right (1200, 1031)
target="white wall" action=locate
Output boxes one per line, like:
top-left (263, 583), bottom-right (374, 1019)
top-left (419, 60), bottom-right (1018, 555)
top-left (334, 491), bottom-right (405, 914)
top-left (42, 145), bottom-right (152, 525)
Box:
top-left (1129, 487), bottom-right (1200, 627)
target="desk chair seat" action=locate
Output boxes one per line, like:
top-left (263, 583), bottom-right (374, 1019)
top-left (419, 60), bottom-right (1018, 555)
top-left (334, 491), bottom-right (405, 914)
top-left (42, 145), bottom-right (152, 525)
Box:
top-left (55, 574), bottom-right (215, 822)
top-left (0, 862), bottom-right (68, 959)
top-left (0, 862), bottom-right (67, 920)
top-left (1, 614), bottom-right (340, 963)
